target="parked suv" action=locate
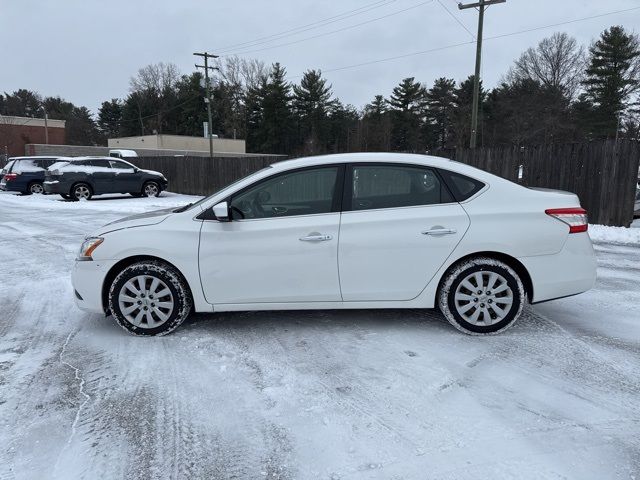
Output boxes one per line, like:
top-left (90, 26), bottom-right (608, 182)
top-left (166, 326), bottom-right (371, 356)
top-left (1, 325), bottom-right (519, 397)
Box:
top-left (0, 156), bottom-right (63, 194)
top-left (44, 157), bottom-right (168, 200)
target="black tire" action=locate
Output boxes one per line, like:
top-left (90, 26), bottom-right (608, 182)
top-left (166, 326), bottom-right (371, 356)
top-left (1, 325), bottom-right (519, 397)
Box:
top-left (438, 257), bottom-right (525, 335)
top-left (108, 261), bottom-right (193, 336)
top-left (28, 182), bottom-right (45, 194)
top-left (142, 181), bottom-right (161, 197)
top-left (71, 183), bottom-right (93, 201)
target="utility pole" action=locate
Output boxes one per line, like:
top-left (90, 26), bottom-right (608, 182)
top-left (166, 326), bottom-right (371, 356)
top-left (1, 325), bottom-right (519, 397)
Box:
top-left (40, 105), bottom-right (49, 144)
top-left (193, 52), bottom-right (219, 158)
top-left (458, 0), bottom-right (505, 149)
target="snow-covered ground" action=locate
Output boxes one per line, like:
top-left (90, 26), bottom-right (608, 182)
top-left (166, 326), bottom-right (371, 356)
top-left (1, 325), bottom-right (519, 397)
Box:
top-left (0, 191), bottom-right (638, 480)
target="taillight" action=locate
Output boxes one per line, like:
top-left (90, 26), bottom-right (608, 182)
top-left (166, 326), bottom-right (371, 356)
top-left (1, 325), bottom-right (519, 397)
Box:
top-left (545, 208), bottom-right (588, 233)
top-left (3, 173), bottom-right (18, 181)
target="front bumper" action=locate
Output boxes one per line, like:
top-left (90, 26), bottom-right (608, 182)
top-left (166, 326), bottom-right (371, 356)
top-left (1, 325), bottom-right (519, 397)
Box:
top-left (72, 258), bottom-right (118, 314)
top-left (44, 180), bottom-right (70, 194)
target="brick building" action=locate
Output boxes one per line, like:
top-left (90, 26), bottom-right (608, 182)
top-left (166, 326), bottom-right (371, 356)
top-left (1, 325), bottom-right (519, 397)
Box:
top-left (0, 115), bottom-right (66, 158)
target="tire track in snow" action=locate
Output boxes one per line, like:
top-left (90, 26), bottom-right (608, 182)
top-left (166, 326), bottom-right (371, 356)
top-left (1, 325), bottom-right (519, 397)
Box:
top-left (52, 330), bottom-right (91, 479)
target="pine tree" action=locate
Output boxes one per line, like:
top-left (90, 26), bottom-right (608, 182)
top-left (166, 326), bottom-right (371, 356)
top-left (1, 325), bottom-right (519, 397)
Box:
top-left (173, 72), bottom-right (207, 137)
top-left (388, 77), bottom-right (426, 152)
top-left (97, 99), bottom-right (124, 139)
top-left (292, 70), bottom-right (335, 154)
top-left (452, 76), bottom-right (485, 148)
top-left (361, 95), bottom-right (391, 151)
top-left (260, 63), bottom-right (293, 154)
top-left (425, 78), bottom-right (456, 150)
top-left (583, 26), bottom-right (640, 138)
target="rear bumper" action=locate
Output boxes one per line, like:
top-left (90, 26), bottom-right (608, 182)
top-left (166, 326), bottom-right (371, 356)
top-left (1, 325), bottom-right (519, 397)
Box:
top-left (0, 181), bottom-right (25, 192)
top-left (72, 258), bottom-right (117, 314)
top-left (518, 232), bottom-right (597, 303)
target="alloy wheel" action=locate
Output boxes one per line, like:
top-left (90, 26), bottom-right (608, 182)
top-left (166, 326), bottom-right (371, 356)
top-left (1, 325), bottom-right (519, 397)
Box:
top-left (453, 271), bottom-right (514, 326)
top-left (144, 183), bottom-right (159, 197)
top-left (74, 185), bottom-right (91, 200)
top-left (30, 183), bottom-right (44, 194)
top-left (118, 275), bottom-right (174, 328)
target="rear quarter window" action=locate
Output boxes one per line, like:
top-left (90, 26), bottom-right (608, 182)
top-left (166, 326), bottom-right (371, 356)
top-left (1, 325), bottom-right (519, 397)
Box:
top-left (12, 159), bottom-right (44, 173)
top-left (439, 169), bottom-right (485, 202)
top-left (2, 160), bottom-right (16, 174)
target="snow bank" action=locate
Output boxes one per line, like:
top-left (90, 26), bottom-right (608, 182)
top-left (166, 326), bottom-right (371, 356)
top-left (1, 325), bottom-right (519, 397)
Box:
top-left (0, 191), bottom-right (202, 214)
top-left (589, 222), bottom-right (640, 245)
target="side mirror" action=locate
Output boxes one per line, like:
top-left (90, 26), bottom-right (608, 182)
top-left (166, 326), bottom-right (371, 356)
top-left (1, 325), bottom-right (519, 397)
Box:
top-left (133, 167), bottom-right (139, 173)
top-left (212, 201), bottom-right (230, 222)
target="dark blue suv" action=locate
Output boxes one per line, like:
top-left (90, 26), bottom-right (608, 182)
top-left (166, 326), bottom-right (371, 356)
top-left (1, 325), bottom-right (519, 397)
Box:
top-left (0, 156), bottom-right (62, 194)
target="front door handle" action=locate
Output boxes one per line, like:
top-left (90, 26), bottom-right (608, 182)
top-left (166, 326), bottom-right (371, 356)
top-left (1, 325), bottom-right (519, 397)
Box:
top-left (422, 228), bottom-right (457, 236)
top-left (299, 234), bottom-right (333, 242)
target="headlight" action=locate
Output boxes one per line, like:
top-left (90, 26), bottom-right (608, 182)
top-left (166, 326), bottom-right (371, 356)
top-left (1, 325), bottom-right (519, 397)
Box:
top-left (78, 237), bottom-right (103, 261)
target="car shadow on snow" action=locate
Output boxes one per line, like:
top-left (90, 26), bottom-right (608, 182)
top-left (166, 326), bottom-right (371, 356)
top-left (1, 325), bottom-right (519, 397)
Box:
top-left (182, 307), bottom-right (546, 337)
top-left (87, 306), bottom-right (547, 339)
top-left (56, 195), bottom-right (149, 202)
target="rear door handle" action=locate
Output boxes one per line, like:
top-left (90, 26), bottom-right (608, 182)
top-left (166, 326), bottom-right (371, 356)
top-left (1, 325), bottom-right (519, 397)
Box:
top-left (422, 228), bottom-right (457, 236)
top-left (299, 234), bottom-right (333, 242)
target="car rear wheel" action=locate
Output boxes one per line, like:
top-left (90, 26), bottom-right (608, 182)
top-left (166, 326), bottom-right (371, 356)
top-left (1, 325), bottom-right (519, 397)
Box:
top-left (28, 182), bottom-right (44, 194)
top-left (108, 261), bottom-right (192, 336)
top-left (438, 257), bottom-right (525, 335)
top-left (71, 183), bottom-right (92, 201)
top-left (142, 181), bottom-right (161, 197)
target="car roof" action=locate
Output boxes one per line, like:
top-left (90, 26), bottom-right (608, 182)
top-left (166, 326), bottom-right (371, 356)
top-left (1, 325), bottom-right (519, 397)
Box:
top-left (270, 152), bottom-right (501, 184)
top-left (8, 156), bottom-right (70, 161)
top-left (65, 156), bottom-right (116, 161)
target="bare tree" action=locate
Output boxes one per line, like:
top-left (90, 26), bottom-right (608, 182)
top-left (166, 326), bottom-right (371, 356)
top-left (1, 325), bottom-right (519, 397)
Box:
top-left (130, 62), bottom-right (180, 94)
top-left (506, 32), bottom-right (586, 99)
top-left (215, 56), bottom-right (268, 92)
top-left (129, 62), bottom-right (181, 134)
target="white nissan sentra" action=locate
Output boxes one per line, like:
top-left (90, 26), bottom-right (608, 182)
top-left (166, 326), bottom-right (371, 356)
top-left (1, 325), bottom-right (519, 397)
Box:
top-left (72, 153), bottom-right (597, 336)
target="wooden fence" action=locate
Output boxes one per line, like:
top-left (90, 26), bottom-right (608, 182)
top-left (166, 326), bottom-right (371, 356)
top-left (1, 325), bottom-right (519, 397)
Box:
top-left (437, 140), bottom-right (639, 227)
top-left (132, 140), bottom-right (638, 227)
top-left (132, 155), bottom-right (281, 197)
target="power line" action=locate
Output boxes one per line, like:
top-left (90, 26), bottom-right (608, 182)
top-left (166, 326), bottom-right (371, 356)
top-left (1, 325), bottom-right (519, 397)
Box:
top-left (436, 0), bottom-right (475, 40)
top-left (288, 5), bottom-right (640, 79)
top-left (215, 0), bottom-right (397, 55)
top-left (221, 0), bottom-right (435, 58)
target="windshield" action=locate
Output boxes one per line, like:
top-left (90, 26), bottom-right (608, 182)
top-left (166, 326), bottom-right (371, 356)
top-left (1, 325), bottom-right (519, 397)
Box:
top-left (180, 166), bottom-right (274, 212)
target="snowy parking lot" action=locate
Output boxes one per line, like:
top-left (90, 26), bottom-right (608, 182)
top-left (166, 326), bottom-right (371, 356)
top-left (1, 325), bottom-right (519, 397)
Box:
top-left (0, 191), bottom-right (639, 480)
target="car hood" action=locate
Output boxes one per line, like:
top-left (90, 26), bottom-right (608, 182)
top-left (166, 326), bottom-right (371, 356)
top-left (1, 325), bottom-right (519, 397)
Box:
top-left (97, 207), bottom-right (175, 235)
top-left (140, 168), bottom-right (164, 177)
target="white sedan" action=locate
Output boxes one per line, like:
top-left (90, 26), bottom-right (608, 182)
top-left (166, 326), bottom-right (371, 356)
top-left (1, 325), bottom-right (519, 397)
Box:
top-left (72, 153), bottom-right (597, 336)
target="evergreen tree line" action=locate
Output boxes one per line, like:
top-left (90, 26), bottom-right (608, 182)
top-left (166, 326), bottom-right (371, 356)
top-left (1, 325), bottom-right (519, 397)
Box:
top-left (1, 26), bottom-right (639, 154)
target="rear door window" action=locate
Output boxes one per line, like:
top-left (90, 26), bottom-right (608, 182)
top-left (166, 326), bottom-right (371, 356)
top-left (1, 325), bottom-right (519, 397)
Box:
top-left (347, 164), bottom-right (453, 211)
top-left (109, 160), bottom-right (135, 171)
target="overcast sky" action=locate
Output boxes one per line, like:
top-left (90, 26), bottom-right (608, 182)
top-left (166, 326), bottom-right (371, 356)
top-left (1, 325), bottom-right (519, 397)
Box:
top-left (1, 0), bottom-right (639, 114)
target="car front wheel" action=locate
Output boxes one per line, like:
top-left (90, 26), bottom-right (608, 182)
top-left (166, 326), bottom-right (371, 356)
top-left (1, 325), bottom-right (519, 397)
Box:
top-left (438, 257), bottom-right (525, 335)
top-left (142, 181), bottom-right (161, 197)
top-left (108, 261), bottom-right (193, 336)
